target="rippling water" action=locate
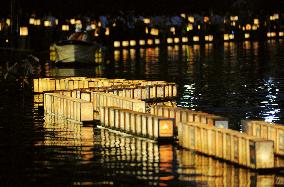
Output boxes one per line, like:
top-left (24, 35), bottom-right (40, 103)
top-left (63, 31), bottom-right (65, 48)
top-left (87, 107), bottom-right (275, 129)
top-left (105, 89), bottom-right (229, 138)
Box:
top-left (1, 40), bottom-right (284, 186)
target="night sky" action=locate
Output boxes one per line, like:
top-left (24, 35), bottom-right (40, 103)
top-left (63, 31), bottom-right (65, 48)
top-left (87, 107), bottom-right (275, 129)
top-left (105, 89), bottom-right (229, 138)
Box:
top-left (2, 0), bottom-right (284, 17)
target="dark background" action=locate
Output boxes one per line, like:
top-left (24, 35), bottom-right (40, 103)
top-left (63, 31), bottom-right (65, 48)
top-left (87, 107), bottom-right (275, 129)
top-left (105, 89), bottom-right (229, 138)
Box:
top-left (1, 0), bottom-right (284, 17)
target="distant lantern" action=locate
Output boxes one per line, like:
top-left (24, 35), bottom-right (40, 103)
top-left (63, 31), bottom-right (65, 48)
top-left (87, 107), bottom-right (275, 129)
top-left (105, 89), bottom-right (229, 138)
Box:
top-left (62, 25), bottom-right (69, 31)
top-left (154, 39), bottom-right (160, 45)
top-left (20, 27), bottom-right (28, 36)
top-left (230, 16), bottom-right (238, 21)
top-left (193, 36), bottom-right (199, 42)
top-left (98, 21), bottom-right (102, 27)
top-left (167, 38), bottom-right (173, 44)
top-left (55, 19), bottom-right (59, 25)
top-left (6, 19), bottom-right (11, 26)
top-left (273, 13), bottom-right (279, 20)
top-left (269, 16), bottom-right (274, 21)
top-left (188, 16), bottom-right (194, 23)
top-left (174, 38), bottom-right (179, 43)
top-left (254, 19), bottom-right (259, 25)
top-left (145, 27), bottom-right (149, 34)
top-left (114, 41), bottom-right (120, 48)
top-left (245, 33), bottom-right (250, 39)
top-left (224, 34), bottom-right (230, 41)
top-left (143, 18), bottom-right (150, 24)
top-left (198, 25), bottom-right (201, 30)
top-left (91, 24), bottom-right (96, 29)
top-left (170, 27), bottom-right (175, 35)
top-left (252, 25), bottom-right (258, 30)
top-left (147, 39), bottom-right (153, 45)
top-left (105, 27), bottom-right (110, 36)
top-left (187, 24), bottom-right (193, 31)
top-left (180, 13), bottom-right (186, 18)
top-left (29, 18), bottom-right (35, 25)
top-left (231, 21), bottom-right (236, 26)
top-left (181, 37), bottom-right (188, 43)
top-left (122, 41), bottom-right (129, 47)
top-left (245, 24), bottom-right (251, 30)
top-left (205, 35), bottom-right (213, 42)
top-left (204, 16), bottom-right (209, 23)
top-left (279, 32), bottom-right (284, 37)
top-left (150, 28), bottom-right (159, 36)
top-left (75, 20), bottom-right (81, 25)
top-left (34, 19), bottom-right (41, 26)
top-left (130, 40), bottom-right (136, 46)
top-left (70, 19), bottom-right (76, 25)
top-left (139, 40), bottom-right (145, 46)
top-left (44, 20), bottom-right (51, 27)
top-left (229, 34), bottom-right (234, 40)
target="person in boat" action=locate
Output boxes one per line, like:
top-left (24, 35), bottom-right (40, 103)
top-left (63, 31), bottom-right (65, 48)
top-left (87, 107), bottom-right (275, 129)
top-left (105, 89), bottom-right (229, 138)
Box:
top-left (68, 24), bottom-right (86, 41)
top-left (68, 24), bottom-right (96, 43)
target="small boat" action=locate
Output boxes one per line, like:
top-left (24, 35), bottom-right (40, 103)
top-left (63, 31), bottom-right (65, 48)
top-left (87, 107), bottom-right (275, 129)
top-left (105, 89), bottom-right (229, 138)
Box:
top-left (51, 40), bottom-right (99, 65)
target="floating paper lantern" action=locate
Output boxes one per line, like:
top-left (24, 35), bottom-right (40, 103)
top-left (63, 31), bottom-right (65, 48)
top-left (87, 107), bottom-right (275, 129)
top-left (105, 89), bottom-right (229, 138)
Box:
top-left (29, 18), bottom-right (35, 25)
top-left (113, 41), bottom-right (120, 48)
top-left (182, 37), bottom-right (188, 43)
top-left (20, 27), bottom-right (28, 36)
top-left (62, 25), bottom-right (69, 31)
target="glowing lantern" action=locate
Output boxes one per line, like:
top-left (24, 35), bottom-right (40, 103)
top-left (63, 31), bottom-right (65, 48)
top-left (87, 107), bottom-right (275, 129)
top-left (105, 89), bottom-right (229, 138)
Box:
top-left (174, 38), bottom-right (179, 43)
top-left (70, 19), bottom-right (76, 24)
top-left (231, 21), bottom-right (236, 26)
top-left (246, 24), bottom-right (251, 30)
top-left (145, 27), bottom-right (148, 34)
top-left (252, 25), bottom-right (258, 30)
top-left (198, 25), bottom-right (201, 30)
top-left (62, 25), bottom-right (69, 31)
top-left (113, 41), bottom-right (120, 48)
top-left (91, 24), bottom-right (96, 29)
top-left (204, 16), bottom-right (209, 23)
top-left (122, 41), bottom-right (129, 47)
top-left (230, 16), bottom-right (238, 21)
top-left (150, 28), bottom-right (159, 36)
top-left (34, 19), bottom-right (41, 26)
top-left (188, 16), bottom-right (194, 23)
top-left (279, 32), bottom-right (284, 37)
top-left (270, 16), bottom-right (274, 21)
top-left (105, 27), bottom-right (110, 36)
top-left (193, 36), bottom-right (199, 42)
top-left (154, 39), bottom-right (160, 45)
top-left (147, 39), bottom-right (153, 45)
top-left (254, 19), bottom-right (259, 25)
top-left (75, 20), bottom-right (81, 25)
top-left (130, 40), bottom-right (136, 46)
top-left (159, 119), bottom-right (174, 138)
top-left (20, 27), bottom-right (28, 36)
top-left (229, 34), bottom-right (234, 40)
top-left (170, 27), bottom-right (175, 35)
top-left (29, 18), bottom-right (35, 25)
top-left (44, 20), bottom-right (51, 27)
top-left (205, 35), bottom-right (213, 42)
top-left (245, 33), bottom-right (250, 39)
top-left (6, 19), bottom-right (11, 26)
top-left (143, 18), bottom-right (150, 24)
top-left (187, 24), bottom-right (193, 31)
top-left (55, 19), bottom-right (58, 25)
top-left (182, 37), bottom-right (188, 43)
top-left (180, 13), bottom-right (186, 18)
top-left (273, 13), bottom-right (279, 20)
top-left (224, 34), bottom-right (229, 41)
top-left (167, 38), bottom-right (173, 44)
top-left (139, 40), bottom-right (145, 46)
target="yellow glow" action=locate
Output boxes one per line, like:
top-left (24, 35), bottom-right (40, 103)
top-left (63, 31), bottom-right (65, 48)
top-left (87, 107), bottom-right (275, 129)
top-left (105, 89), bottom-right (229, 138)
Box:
top-left (273, 13), bottom-right (279, 20)
top-left (29, 18), bottom-right (35, 25)
top-left (155, 39), bottom-right (160, 44)
top-left (70, 19), bottom-right (76, 24)
top-left (34, 19), bottom-right (41, 26)
top-left (143, 18), bottom-right (150, 24)
top-left (20, 27), bottom-right (28, 36)
top-left (139, 40), bottom-right (145, 46)
top-left (224, 34), bottom-right (229, 41)
top-left (188, 16), bottom-right (194, 23)
top-left (245, 33), bottom-right (250, 39)
top-left (150, 28), bottom-right (159, 36)
top-left (147, 39), bottom-right (153, 45)
top-left (270, 16), bottom-right (274, 21)
top-left (145, 27), bottom-right (148, 34)
top-left (55, 19), bottom-right (58, 25)
top-left (5, 39), bottom-right (8, 43)
top-left (105, 27), bottom-right (110, 36)
top-left (130, 40), bottom-right (136, 46)
top-left (187, 24), bottom-right (193, 31)
top-left (6, 19), bottom-right (11, 26)
top-left (193, 36), bottom-right (199, 42)
top-left (246, 24), bottom-right (251, 30)
top-left (91, 24), bottom-right (96, 29)
top-left (170, 27), bottom-right (175, 35)
top-left (114, 41), bottom-right (120, 48)
top-left (44, 20), bottom-right (51, 27)
top-left (174, 38), bottom-right (179, 43)
top-left (75, 20), bottom-right (81, 25)
top-left (122, 41), bottom-right (129, 47)
top-left (279, 32), bottom-right (284, 37)
top-left (254, 19), bottom-right (259, 25)
top-left (204, 16), bottom-right (209, 23)
top-left (252, 25), bottom-right (258, 30)
top-left (181, 37), bottom-right (188, 43)
top-left (231, 21), bottom-right (236, 26)
top-left (229, 34), bottom-right (234, 40)
top-left (159, 120), bottom-right (173, 137)
top-left (167, 38), bottom-right (173, 44)
top-left (97, 22), bottom-right (101, 27)
top-left (180, 13), bottom-right (186, 18)
top-left (198, 25), bottom-right (201, 30)
top-left (205, 35), bottom-right (213, 41)
top-left (62, 25), bottom-right (69, 31)
top-left (230, 16), bottom-right (238, 21)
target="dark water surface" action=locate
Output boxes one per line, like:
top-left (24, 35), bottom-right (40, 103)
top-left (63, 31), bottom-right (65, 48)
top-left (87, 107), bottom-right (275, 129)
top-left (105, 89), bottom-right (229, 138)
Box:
top-left (1, 40), bottom-right (284, 186)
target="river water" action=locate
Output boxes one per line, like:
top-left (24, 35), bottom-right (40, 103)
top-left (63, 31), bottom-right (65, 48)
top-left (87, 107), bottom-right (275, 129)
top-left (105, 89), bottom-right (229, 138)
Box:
top-left (0, 40), bottom-right (284, 186)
